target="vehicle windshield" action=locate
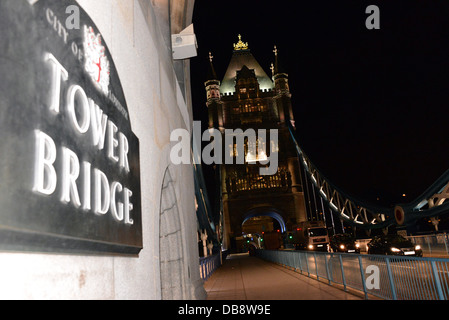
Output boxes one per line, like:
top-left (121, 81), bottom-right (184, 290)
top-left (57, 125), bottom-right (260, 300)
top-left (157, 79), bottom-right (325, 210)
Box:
top-left (309, 228), bottom-right (327, 237)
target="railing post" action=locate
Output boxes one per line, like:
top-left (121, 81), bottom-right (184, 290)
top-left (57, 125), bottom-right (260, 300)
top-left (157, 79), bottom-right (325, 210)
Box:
top-left (305, 252), bottom-right (310, 277)
top-left (297, 251), bottom-right (303, 274)
top-left (444, 233), bottom-right (449, 255)
top-left (292, 251), bottom-right (296, 268)
top-left (430, 261), bottom-right (445, 300)
top-left (358, 255), bottom-right (368, 299)
top-left (200, 260), bottom-right (204, 279)
top-left (313, 252), bottom-right (318, 280)
top-left (385, 257), bottom-right (397, 300)
top-left (325, 253), bottom-right (332, 285)
top-left (339, 254), bottom-right (347, 291)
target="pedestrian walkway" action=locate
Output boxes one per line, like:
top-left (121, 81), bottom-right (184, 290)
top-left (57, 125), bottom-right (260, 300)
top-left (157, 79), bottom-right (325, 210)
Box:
top-left (204, 253), bottom-right (362, 300)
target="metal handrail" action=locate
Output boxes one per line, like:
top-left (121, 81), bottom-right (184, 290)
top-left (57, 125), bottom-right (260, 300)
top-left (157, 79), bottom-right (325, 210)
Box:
top-left (256, 249), bottom-right (449, 300)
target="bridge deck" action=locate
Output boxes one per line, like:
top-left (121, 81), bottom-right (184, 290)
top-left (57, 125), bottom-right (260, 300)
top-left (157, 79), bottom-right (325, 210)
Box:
top-left (204, 253), bottom-right (362, 300)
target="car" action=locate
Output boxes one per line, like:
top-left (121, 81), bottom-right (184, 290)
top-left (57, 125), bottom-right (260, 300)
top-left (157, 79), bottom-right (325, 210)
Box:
top-left (367, 234), bottom-right (423, 257)
top-left (330, 233), bottom-right (360, 253)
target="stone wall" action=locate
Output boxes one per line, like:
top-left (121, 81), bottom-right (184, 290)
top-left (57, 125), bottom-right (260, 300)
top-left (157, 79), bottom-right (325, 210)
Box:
top-left (0, 0), bottom-right (204, 300)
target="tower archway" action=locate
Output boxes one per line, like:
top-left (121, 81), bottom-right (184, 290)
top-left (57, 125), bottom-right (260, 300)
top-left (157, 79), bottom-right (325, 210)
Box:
top-left (242, 207), bottom-right (287, 233)
top-left (236, 207), bottom-right (287, 252)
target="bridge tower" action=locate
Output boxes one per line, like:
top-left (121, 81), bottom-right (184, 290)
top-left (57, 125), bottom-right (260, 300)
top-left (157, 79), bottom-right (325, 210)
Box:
top-left (205, 36), bottom-right (319, 252)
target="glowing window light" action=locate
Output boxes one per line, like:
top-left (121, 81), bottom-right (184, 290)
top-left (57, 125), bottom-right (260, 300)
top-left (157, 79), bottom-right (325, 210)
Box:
top-left (245, 150), bottom-right (267, 163)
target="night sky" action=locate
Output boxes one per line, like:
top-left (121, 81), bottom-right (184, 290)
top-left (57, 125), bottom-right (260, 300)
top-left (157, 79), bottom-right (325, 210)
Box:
top-left (190, 0), bottom-right (449, 209)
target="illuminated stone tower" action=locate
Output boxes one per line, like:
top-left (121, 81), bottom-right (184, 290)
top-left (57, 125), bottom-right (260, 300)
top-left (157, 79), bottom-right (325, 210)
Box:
top-left (205, 35), bottom-right (308, 252)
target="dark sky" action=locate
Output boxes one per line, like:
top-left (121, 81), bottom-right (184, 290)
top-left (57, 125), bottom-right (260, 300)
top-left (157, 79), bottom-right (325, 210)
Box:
top-left (190, 0), bottom-right (449, 208)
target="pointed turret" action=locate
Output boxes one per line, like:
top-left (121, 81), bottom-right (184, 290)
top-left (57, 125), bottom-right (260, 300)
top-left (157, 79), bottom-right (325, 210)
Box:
top-left (205, 52), bottom-right (221, 103)
top-left (273, 45), bottom-right (290, 95)
top-left (220, 35), bottom-right (274, 95)
top-left (272, 45), bottom-right (294, 126)
top-left (204, 52), bottom-right (223, 129)
top-left (206, 51), bottom-right (218, 81)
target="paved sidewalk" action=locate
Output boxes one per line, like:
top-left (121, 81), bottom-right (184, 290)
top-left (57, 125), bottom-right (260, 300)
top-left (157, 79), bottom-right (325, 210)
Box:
top-left (204, 253), bottom-right (362, 300)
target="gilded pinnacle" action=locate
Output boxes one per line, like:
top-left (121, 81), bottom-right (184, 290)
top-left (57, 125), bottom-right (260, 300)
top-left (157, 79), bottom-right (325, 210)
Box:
top-left (233, 34), bottom-right (249, 51)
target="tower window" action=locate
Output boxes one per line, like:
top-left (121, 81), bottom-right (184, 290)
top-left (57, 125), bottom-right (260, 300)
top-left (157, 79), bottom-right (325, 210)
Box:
top-left (229, 143), bottom-right (238, 157)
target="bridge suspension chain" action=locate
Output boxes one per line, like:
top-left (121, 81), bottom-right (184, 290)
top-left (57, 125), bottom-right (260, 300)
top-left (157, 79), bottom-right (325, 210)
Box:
top-left (287, 122), bottom-right (449, 229)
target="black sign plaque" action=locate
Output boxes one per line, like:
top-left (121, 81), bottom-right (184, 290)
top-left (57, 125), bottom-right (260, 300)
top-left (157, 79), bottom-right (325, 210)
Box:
top-left (0, 0), bottom-right (142, 255)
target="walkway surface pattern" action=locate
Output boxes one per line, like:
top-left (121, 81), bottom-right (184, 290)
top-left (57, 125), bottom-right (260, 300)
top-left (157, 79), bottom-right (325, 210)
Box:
top-left (204, 253), bottom-right (362, 300)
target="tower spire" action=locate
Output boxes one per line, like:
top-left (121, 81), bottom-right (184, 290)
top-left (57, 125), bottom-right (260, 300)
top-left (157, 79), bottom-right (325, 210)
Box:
top-left (273, 45), bottom-right (281, 75)
top-left (271, 45), bottom-right (293, 126)
top-left (273, 44), bottom-right (287, 79)
top-left (204, 51), bottom-right (221, 118)
top-left (207, 51), bottom-right (218, 80)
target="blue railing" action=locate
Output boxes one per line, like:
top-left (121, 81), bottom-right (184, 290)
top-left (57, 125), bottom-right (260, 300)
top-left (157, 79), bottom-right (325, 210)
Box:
top-left (256, 249), bottom-right (449, 300)
top-left (199, 253), bottom-right (222, 281)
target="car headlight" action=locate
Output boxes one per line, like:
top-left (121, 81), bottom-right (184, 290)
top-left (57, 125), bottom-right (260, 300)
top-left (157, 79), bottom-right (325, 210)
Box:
top-left (308, 244), bottom-right (314, 250)
top-left (390, 247), bottom-right (401, 253)
top-left (340, 244), bottom-right (345, 250)
top-left (415, 245), bottom-right (421, 250)
top-left (355, 243), bottom-right (360, 248)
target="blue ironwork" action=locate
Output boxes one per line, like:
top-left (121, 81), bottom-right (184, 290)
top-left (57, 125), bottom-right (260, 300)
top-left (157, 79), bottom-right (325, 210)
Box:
top-left (256, 249), bottom-right (449, 300)
top-left (199, 253), bottom-right (222, 281)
